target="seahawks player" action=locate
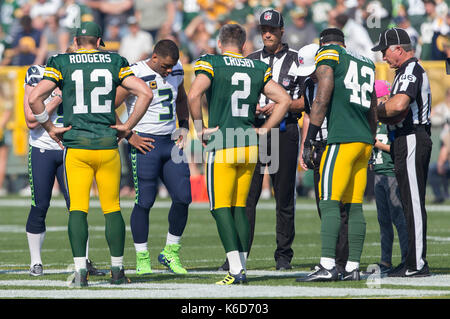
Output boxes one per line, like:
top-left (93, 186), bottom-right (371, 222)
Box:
top-left (23, 61), bottom-right (104, 277)
top-left (115, 39), bottom-right (192, 275)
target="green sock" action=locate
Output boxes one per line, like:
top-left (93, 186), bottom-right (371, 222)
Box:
top-left (345, 203), bottom-right (366, 263)
top-left (319, 200), bottom-right (341, 258)
top-left (104, 211), bottom-right (126, 257)
top-left (232, 206), bottom-right (250, 253)
top-left (68, 210), bottom-right (88, 258)
top-left (212, 207), bottom-right (240, 252)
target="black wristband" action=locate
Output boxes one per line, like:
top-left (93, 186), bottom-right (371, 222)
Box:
top-left (125, 131), bottom-right (133, 140)
top-left (179, 119), bottom-right (189, 130)
top-left (305, 123), bottom-right (321, 146)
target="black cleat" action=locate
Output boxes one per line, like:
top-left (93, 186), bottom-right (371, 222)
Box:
top-left (296, 264), bottom-right (339, 282)
top-left (387, 262), bottom-right (406, 277)
top-left (110, 267), bottom-right (131, 285)
top-left (86, 259), bottom-right (106, 276)
top-left (218, 259), bottom-right (229, 271)
top-left (341, 269), bottom-right (361, 281)
top-left (404, 263), bottom-right (430, 278)
top-left (71, 268), bottom-right (89, 287)
top-left (276, 259), bottom-right (292, 270)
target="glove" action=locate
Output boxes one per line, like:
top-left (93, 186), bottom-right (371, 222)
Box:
top-left (302, 139), bottom-right (320, 169)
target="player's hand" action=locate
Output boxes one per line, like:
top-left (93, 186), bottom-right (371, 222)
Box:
top-left (48, 125), bottom-right (71, 149)
top-left (173, 127), bottom-right (189, 150)
top-left (260, 103), bottom-right (275, 116)
top-left (302, 139), bottom-right (319, 170)
top-left (128, 133), bottom-right (155, 154)
top-left (299, 149), bottom-right (308, 171)
top-left (111, 123), bottom-right (130, 139)
top-left (198, 126), bottom-right (219, 147)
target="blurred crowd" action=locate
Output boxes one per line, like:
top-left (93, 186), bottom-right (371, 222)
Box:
top-left (1, 0), bottom-right (450, 68)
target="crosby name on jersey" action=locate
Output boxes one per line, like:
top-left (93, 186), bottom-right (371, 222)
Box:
top-left (125, 59), bottom-right (184, 136)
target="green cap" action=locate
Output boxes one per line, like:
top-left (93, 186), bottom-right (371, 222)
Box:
top-left (76, 21), bottom-right (105, 47)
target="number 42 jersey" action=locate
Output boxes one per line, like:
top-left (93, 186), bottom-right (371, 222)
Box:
top-left (315, 44), bottom-right (375, 145)
top-left (194, 51), bottom-right (272, 150)
top-left (44, 49), bottom-right (134, 149)
top-left (125, 59), bottom-right (184, 135)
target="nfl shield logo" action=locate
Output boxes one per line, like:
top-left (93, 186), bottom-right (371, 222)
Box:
top-left (264, 12), bottom-right (272, 21)
top-left (282, 78), bottom-right (290, 87)
top-left (299, 56), bottom-right (304, 65)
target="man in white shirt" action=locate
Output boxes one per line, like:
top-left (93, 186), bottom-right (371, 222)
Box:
top-left (118, 16), bottom-right (153, 64)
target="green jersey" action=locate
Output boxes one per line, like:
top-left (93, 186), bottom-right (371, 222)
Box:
top-left (315, 44), bottom-right (375, 145)
top-left (372, 122), bottom-right (395, 176)
top-left (44, 49), bottom-right (134, 149)
top-left (194, 51), bottom-right (272, 150)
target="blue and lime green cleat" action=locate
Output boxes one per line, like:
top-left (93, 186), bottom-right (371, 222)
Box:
top-left (158, 244), bottom-right (188, 274)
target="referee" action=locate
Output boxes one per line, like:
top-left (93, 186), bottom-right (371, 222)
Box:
top-left (219, 9), bottom-right (304, 271)
top-left (372, 28), bottom-right (432, 277)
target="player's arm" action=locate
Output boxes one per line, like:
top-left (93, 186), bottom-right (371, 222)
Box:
top-left (24, 84), bottom-right (62, 129)
top-left (258, 80), bottom-right (291, 133)
top-left (299, 112), bottom-right (310, 171)
top-left (174, 81), bottom-right (190, 149)
top-left (187, 73), bottom-right (218, 144)
top-left (377, 93), bottom-right (410, 118)
top-left (111, 75), bottom-right (153, 135)
top-left (114, 84), bottom-right (131, 109)
top-left (290, 96), bottom-right (305, 113)
top-left (308, 64), bottom-right (333, 127)
top-left (28, 79), bottom-right (71, 148)
top-left (368, 89), bottom-right (378, 138)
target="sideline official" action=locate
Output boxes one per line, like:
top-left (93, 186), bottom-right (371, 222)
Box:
top-left (372, 28), bottom-right (432, 277)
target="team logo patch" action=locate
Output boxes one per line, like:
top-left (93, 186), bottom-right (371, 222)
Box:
top-left (149, 81), bottom-right (157, 89)
top-left (264, 12), bottom-right (272, 20)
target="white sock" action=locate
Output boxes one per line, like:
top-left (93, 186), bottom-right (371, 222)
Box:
top-left (111, 256), bottom-right (123, 268)
top-left (239, 252), bottom-right (248, 272)
top-left (345, 261), bottom-right (360, 272)
top-left (134, 242), bottom-right (148, 253)
top-left (166, 232), bottom-right (181, 246)
top-left (74, 257), bottom-right (86, 271)
top-left (320, 257), bottom-right (336, 270)
top-left (27, 232), bottom-right (45, 266)
top-left (226, 251), bottom-right (243, 275)
top-left (85, 237), bottom-right (89, 260)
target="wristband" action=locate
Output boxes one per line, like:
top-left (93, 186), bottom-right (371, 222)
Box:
top-left (125, 131), bottom-right (133, 140)
top-left (305, 123), bottom-right (320, 146)
top-left (179, 119), bottom-right (189, 130)
top-left (34, 110), bottom-right (49, 123)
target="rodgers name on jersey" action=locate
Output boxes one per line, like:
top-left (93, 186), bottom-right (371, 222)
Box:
top-left (25, 64), bottom-right (64, 150)
top-left (125, 60), bottom-right (184, 135)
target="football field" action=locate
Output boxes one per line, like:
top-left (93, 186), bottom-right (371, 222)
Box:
top-left (1, 196), bottom-right (450, 300)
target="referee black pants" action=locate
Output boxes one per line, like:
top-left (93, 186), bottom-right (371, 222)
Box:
top-left (246, 122), bottom-right (299, 263)
top-left (391, 130), bottom-right (432, 271)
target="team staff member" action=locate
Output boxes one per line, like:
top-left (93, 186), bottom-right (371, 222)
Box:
top-left (188, 23), bottom-right (291, 284)
top-left (372, 28), bottom-right (432, 277)
top-left (299, 28), bottom-right (377, 282)
top-left (219, 9), bottom-right (304, 271)
top-left (28, 21), bottom-right (153, 286)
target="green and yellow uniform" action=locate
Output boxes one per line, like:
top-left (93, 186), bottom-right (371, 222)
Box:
top-left (194, 51), bottom-right (271, 210)
top-left (44, 48), bottom-right (133, 214)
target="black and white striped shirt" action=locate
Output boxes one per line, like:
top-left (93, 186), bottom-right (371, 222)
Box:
top-left (303, 77), bottom-right (328, 142)
top-left (389, 57), bottom-right (431, 134)
top-left (247, 43), bottom-right (302, 124)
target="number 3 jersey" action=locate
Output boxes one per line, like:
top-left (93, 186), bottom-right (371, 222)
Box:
top-left (125, 59), bottom-right (184, 135)
top-left (315, 44), bottom-right (375, 145)
top-left (25, 64), bottom-right (63, 150)
top-left (44, 49), bottom-right (134, 149)
top-left (194, 51), bottom-right (272, 150)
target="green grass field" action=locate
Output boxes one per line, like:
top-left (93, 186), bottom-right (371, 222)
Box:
top-left (1, 195), bottom-right (450, 299)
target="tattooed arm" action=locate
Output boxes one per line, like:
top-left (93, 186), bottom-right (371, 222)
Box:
top-left (368, 90), bottom-right (378, 138)
top-left (309, 64), bottom-right (334, 127)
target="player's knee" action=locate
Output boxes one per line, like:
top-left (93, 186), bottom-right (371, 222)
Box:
top-left (26, 205), bottom-right (48, 233)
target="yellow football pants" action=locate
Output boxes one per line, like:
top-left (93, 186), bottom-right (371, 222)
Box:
top-left (319, 142), bottom-right (373, 204)
top-left (206, 146), bottom-right (258, 210)
top-left (64, 148), bottom-right (121, 214)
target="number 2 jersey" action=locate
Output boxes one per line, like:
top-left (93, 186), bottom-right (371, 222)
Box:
top-left (315, 44), bottom-right (375, 145)
top-left (125, 59), bottom-right (184, 135)
top-left (194, 51), bottom-right (272, 150)
top-left (25, 64), bottom-right (63, 150)
top-left (43, 49), bottom-right (134, 149)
